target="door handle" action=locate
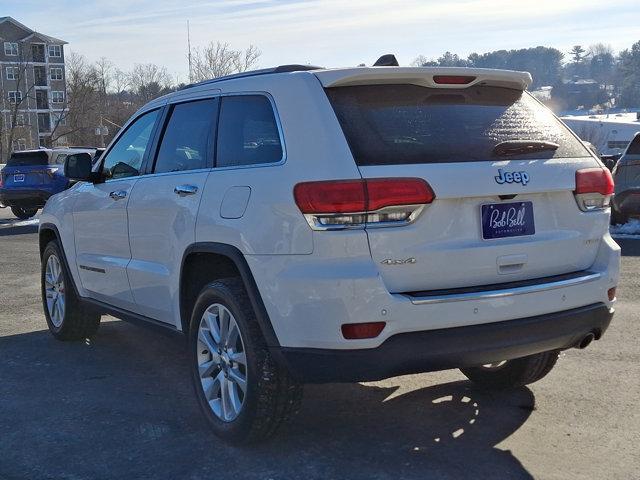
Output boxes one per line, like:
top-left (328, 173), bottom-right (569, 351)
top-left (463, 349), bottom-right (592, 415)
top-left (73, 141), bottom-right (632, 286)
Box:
top-left (174, 185), bottom-right (198, 196)
top-left (109, 190), bottom-right (127, 200)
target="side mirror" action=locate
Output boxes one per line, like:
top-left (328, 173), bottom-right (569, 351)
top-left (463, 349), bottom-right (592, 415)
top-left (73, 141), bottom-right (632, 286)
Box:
top-left (64, 153), bottom-right (97, 182)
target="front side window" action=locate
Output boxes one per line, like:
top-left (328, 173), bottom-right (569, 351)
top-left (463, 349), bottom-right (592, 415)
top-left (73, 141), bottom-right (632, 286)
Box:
top-left (48, 45), bottom-right (61, 58)
top-left (8, 91), bottom-right (22, 104)
top-left (154, 99), bottom-right (217, 174)
top-left (50, 67), bottom-right (63, 81)
top-left (101, 109), bottom-right (159, 180)
top-left (4, 42), bottom-right (18, 56)
top-left (216, 95), bottom-right (283, 168)
top-left (51, 91), bottom-right (64, 103)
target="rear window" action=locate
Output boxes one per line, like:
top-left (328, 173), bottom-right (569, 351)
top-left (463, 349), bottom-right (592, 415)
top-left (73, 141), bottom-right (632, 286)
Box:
top-left (325, 85), bottom-right (590, 165)
top-left (6, 151), bottom-right (49, 167)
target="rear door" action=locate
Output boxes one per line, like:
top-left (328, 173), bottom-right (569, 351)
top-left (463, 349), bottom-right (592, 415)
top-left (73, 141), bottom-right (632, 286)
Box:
top-left (324, 82), bottom-right (603, 293)
top-left (126, 98), bottom-right (217, 324)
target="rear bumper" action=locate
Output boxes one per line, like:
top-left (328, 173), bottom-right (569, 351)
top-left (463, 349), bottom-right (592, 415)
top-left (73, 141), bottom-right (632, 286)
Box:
top-left (276, 303), bottom-right (613, 383)
top-left (0, 188), bottom-right (52, 208)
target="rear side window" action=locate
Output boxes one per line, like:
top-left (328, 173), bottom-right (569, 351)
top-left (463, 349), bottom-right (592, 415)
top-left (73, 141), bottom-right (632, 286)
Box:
top-left (154, 99), bottom-right (217, 173)
top-left (216, 95), bottom-right (283, 168)
top-left (6, 151), bottom-right (49, 167)
top-left (325, 85), bottom-right (590, 165)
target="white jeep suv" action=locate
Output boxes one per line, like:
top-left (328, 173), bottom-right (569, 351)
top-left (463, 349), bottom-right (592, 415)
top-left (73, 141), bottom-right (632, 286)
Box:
top-left (39, 63), bottom-right (620, 444)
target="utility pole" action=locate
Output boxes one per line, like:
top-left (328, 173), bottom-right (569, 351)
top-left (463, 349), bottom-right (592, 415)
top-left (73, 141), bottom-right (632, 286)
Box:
top-left (187, 20), bottom-right (193, 83)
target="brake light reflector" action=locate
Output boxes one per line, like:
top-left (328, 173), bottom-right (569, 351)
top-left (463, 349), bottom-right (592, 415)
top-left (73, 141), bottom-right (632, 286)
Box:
top-left (341, 322), bottom-right (386, 339)
top-left (433, 75), bottom-right (476, 85)
top-left (574, 168), bottom-right (614, 211)
top-left (294, 178), bottom-right (434, 229)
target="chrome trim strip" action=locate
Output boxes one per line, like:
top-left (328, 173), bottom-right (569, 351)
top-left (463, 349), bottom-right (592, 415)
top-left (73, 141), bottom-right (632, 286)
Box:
top-left (406, 272), bottom-right (602, 305)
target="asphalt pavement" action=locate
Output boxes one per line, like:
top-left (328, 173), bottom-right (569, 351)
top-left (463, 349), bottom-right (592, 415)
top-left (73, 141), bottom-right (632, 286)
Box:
top-left (0, 208), bottom-right (638, 480)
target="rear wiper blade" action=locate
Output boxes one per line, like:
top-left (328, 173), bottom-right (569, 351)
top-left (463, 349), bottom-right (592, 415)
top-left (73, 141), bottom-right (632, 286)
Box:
top-left (493, 140), bottom-right (560, 156)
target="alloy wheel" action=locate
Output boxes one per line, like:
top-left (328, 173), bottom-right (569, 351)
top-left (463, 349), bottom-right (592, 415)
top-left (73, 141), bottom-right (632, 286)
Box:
top-left (44, 254), bottom-right (65, 327)
top-left (197, 303), bottom-right (248, 421)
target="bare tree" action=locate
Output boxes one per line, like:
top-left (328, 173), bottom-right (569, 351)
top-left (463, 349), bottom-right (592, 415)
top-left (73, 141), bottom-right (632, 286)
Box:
top-left (191, 41), bottom-right (261, 82)
top-left (128, 63), bottom-right (173, 104)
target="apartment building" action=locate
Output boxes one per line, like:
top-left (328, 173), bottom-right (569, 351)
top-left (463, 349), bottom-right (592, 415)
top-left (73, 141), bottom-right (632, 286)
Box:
top-left (0, 16), bottom-right (68, 153)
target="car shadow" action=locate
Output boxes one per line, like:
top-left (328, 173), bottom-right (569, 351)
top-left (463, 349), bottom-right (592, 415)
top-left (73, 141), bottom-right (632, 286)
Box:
top-left (615, 237), bottom-right (640, 257)
top-left (0, 321), bottom-right (534, 480)
top-left (0, 215), bottom-right (39, 237)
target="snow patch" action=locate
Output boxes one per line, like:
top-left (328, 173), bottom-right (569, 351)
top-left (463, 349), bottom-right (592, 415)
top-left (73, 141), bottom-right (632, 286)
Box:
top-left (610, 219), bottom-right (640, 238)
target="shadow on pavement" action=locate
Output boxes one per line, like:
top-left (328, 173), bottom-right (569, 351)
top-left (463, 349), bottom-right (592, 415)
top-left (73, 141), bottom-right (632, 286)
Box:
top-left (0, 321), bottom-right (534, 480)
top-left (0, 215), bottom-right (39, 237)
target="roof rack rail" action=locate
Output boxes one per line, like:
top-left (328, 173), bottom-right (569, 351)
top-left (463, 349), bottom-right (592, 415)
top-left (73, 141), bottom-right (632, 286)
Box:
top-left (180, 64), bottom-right (323, 91)
top-left (65, 146), bottom-right (98, 149)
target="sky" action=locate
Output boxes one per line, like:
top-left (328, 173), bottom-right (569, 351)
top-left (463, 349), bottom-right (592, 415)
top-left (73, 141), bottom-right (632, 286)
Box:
top-left (3, 0), bottom-right (640, 83)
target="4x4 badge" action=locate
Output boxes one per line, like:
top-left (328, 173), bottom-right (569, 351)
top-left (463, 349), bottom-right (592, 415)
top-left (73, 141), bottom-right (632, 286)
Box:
top-left (381, 258), bottom-right (416, 265)
top-left (495, 169), bottom-right (530, 186)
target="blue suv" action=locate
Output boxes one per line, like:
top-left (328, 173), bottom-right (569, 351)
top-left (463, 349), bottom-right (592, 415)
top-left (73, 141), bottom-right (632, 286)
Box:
top-left (0, 147), bottom-right (98, 219)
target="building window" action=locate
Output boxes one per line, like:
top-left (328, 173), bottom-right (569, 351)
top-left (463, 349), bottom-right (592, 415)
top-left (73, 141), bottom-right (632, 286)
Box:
top-left (13, 139), bottom-right (27, 151)
top-left (8, 91), bottom-right (23, 104)
top-left (50, 67), bottom-right (63, 81)
top-left (4, 42), bottom-right (18, 56)
top-left (48, 45), bottom-right (62, 58)
top-left (51, 91), bottom-right (65, 103)
top-left (6, 67), bottom-right (19, 80)
top-left (51, 112), bottom-right (67, 127)
top-left (12, 114), bottom-right (26, 127)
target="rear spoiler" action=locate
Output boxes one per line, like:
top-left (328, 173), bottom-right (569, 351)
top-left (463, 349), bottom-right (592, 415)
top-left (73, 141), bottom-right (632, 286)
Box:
top-left (314, 67), bottom-right (532, 91)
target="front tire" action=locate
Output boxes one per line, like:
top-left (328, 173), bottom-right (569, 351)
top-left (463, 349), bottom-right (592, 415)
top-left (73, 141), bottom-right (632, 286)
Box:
top-left (11, 206), bottom-right (38, 220)
top-left (41, 240), bottom-right (101, 340)
top-left (189, 279), bottom-right (302, 444)
top-left (460, 351), bottom-right (559, 390)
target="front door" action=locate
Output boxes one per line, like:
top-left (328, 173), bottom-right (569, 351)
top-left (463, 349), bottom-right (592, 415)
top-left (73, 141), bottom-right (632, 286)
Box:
top-left (74, 109), bottom-right (160, 309)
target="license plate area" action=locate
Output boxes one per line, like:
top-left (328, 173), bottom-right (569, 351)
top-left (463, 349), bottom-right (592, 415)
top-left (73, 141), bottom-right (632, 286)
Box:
top-left (13, 174), bottom-right (25, 182)
top-left (481, 201), bottom-right (535, 240)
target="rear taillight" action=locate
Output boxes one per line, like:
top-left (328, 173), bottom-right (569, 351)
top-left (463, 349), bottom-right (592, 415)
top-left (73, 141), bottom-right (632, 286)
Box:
top-left (574, 168), bottom-right (614, 211)
top-left (294, 178), bottom-right (434, 230)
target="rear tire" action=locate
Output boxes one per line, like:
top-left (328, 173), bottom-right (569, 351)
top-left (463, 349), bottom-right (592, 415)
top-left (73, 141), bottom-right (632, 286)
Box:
top-left (189, 278), bottom-right (302, 444)
top-left (41, 240), bottom-right (101, 340)
top-left (11, 206), bottom-right (38, 220)
top-left (610, 206), bottom-right (629, 226)
top-left (460, 351), bottom-right (559, 390)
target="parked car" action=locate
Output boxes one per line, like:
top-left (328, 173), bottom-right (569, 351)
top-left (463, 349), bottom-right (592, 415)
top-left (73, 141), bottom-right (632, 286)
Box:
top-left (39, 63), bottom-right (619, 444)
top-left (0, 147), bottom-right (98, 219)
top-left (611, 131), bottom-right (640, 224)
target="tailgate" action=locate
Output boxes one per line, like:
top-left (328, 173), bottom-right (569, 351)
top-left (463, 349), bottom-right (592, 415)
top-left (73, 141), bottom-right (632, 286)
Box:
top-left (324, 81), bottom-right (607, 293)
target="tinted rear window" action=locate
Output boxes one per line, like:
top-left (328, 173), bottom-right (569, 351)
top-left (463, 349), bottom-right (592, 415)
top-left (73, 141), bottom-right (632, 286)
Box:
top-left (325, 85), bottom-right (589, 165)
top-left (6, 151), bottom-right (49, 167)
